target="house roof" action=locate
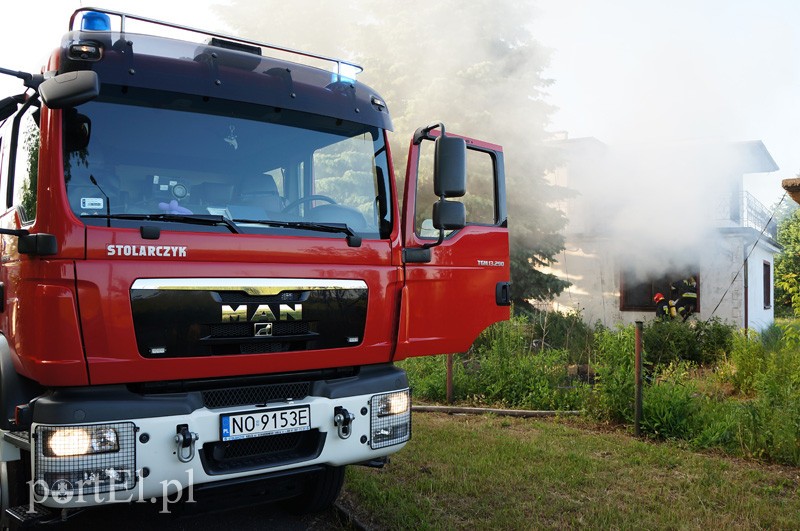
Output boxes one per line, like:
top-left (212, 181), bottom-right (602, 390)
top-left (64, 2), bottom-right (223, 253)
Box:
top-left (782, 178), bottom-right (800, 205)
top-left (731, 140), bottom-right (779, 174)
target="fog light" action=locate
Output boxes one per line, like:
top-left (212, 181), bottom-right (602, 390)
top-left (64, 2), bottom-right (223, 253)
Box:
top-left (370, 389), bottom-right (411, 449)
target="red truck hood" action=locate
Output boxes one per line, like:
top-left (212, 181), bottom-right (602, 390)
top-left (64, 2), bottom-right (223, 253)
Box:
top-left (76, 227), bottom-right (398, 385)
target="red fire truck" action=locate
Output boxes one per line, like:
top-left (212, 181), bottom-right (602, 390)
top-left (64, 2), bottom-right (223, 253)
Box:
top-left (0, 8), bottom-right (510, 525)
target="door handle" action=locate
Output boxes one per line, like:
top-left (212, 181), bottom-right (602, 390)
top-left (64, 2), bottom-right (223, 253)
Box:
top-left (496, 282), bottom-right (511, 306)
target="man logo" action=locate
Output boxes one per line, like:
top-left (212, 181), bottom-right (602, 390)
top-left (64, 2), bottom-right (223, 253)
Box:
top-left (221, 304), bottom-right (302, 323)
top-left (254, 323), bottom-right (273, 336)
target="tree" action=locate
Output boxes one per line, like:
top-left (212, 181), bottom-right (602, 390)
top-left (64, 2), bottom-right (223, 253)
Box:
top-left (217, 1), bottom-right (570, 310)
top-left (775, 200), bottom-right (800, 318)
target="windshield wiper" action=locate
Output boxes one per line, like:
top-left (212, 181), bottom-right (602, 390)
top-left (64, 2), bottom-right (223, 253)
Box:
top-left (82, 213), bottom-right (241, 234)
top-left (232, 219), bottom-right (362, 247)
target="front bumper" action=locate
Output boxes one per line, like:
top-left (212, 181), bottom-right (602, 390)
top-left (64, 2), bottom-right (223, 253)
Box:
top-left (18, 364), bottom-right (410, 508)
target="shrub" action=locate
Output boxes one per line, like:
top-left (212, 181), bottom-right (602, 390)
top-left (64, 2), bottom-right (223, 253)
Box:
top-left (690, 399), bottom-right (741, 452)
top-left (694, 318), bottom-right (735, 363)
top-left (641, 379), bottom-right (699, 439)
top-left (403, 316), bottom-right (591, 411)
top-left (591, 325), bottom-right (636, 423)
top-left (728, 331), bottom-right (767, 395)
top-left (643, 320), bottom-right (699, 366)
top-left (401, 355), bottom-right (451, 403)
top-left (528, 310), bottom-right (594, 365)
top-left (643, 318), bottom-right (734, 367)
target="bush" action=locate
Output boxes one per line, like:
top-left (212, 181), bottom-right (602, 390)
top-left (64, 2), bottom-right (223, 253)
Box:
top-left (402, 316), bottom-right (591, 411)
top-left (690, 399), bottom-right (741, 452)
top-left (475, 346), bottom-right (589, 410)
top-left (591, 325), bottom-right (636, 423)
top-left (728, 331), bottom-right (767, 395)
top-left (404, 315), bottom-right (800, 466)
top-left (641, 380), bottom-right (699, 439)
top-left (527, 310), bottom-right (594, 365)
top-left (643, 318), bottom-right (734, 367)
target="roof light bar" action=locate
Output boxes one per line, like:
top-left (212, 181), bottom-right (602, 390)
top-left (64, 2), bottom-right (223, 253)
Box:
top-left (69, 7), bottom-right (363, 77)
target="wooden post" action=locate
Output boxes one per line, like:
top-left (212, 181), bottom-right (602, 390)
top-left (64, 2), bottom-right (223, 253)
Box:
top-left (634, 320), bottom-right (643, 437)
top-left (446, 354), bottom-right (454, 404)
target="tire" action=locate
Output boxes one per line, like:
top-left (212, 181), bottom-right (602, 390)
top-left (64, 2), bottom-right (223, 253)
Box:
top-left (286, 465), bottom-right (345, 514)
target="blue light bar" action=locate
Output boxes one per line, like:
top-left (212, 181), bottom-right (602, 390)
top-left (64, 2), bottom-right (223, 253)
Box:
top-left (81, 11), bottom-right (111, 31)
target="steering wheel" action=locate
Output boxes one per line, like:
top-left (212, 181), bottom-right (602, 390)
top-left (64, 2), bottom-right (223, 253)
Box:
top-left (282, 194), bottom-right (337, 214)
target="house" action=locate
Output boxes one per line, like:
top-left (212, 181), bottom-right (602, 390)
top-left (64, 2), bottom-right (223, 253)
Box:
top-left (544, 135), bottom-right (780, 332)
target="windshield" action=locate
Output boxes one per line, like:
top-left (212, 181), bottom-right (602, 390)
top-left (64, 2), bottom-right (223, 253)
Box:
top-left (64, 85), bottom-right (392, 238)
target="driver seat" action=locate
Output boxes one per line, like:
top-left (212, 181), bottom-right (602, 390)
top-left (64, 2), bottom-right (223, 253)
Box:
top-left (237, 174), bottom-right (283, 212)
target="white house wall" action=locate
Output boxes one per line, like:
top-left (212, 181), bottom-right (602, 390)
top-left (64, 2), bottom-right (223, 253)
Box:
top-left (548, 230), bottom-right (773, 330)
top-left (746, 242), bottom-right (776, 331)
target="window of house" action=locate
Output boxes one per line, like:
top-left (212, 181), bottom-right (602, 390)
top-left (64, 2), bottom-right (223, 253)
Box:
top-left (620, 270), bottom-right (700, 312)
top-left (763, 261), bottom-right (771, 309)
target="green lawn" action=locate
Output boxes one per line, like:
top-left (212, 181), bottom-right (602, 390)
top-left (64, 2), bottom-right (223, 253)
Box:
top-left (341, 412), bottom-right (800, 529)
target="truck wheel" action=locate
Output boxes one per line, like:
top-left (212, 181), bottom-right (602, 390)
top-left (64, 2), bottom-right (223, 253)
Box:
top-left (287, 465), bottom-right (345, 514)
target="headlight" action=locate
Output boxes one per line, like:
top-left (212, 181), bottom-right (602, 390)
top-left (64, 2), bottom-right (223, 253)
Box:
top-left (44, 427), bottom-right (120, 457)
top-left (376, 391), bottom-right (410, 417)
top-left (46, 428), bottom-right (92, 457)
top-left (370, 389), bottom-right (411, 449)
top-left (35, 423), bottom-right (136, 498)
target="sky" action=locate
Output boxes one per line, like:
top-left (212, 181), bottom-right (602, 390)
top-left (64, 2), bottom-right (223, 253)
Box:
top-left (530, 0), bottom-right (800, 210)
top-left (0, 0), bottom-right (797, 209)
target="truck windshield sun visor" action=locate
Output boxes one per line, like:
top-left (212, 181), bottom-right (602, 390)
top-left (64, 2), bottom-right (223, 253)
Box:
top-left (65, 85), bottom-right (392, 239)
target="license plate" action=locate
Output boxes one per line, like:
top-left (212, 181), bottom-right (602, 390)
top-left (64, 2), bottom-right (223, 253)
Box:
top-left (220, 405), bottom-right (311, 442)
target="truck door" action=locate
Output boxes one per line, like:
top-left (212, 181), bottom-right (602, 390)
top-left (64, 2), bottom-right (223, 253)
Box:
top-left (395, 127), bottom-right (511, 358)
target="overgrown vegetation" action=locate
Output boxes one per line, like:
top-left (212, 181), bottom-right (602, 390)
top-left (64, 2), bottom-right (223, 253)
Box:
top-left (343, 413), bottom-right (800, 530)
top-left (401, 312), bottom-right (800, 466)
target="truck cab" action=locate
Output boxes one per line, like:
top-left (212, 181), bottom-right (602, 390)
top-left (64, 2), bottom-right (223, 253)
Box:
top-left (0, 8), bottom-right (510, 525)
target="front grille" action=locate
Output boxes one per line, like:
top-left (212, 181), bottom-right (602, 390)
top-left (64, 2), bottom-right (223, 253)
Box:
top-left (239, 342), bottom-right (290, 354)
top-left (201, 430), bottom-right (324, 474)
top-left (209, 322), bottom-right (311, 338)
top-left (202, 382), bottom-right (311, 409)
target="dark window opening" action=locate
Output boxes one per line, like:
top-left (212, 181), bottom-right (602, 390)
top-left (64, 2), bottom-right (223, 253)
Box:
top-left (763, 261), bottom-right (771, 309)
top-left (620, 270), bottom-right (700, 312)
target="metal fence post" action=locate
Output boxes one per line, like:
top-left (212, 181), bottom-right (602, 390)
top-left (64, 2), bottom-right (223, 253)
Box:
top-left (634, 320), bottom-right (643, 437)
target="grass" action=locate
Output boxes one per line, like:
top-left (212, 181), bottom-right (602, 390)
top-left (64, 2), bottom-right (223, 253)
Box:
top-left (341, 412), bottom-right (800, 529)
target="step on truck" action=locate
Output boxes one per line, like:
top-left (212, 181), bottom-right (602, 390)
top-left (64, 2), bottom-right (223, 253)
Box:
top-left (0, 8), bottom-right (511, 526)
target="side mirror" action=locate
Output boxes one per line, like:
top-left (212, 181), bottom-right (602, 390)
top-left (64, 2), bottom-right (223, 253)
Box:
top-left (39, 71), bottom-right (99, 109)
top-left (434, 135), bottom-right (466, 198)
top-left (433, 200), bottom-right (466, 231)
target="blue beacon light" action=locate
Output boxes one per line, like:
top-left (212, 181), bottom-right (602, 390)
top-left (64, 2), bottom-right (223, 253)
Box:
top-left (81, 11), bottom-right (111, 31)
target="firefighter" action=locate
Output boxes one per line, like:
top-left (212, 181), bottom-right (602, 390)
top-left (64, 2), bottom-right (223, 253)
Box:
top-left (653, 293), bottom-right (673, 320)
top-left (671, 276), bottom-right (698, 321)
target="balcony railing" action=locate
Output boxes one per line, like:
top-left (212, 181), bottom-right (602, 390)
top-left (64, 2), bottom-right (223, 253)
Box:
top-left (718, 191), bottom-right (777, 240)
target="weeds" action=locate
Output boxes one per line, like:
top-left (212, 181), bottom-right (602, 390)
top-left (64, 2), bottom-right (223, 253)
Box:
top-left (402, 313), bottom-right (800, 466)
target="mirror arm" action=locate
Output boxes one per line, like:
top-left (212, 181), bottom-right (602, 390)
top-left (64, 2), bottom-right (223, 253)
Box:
top-left (412, 122), bottom-right (446, 145)
top-left (0, 67), bottom-right (44, 90)
top-left (0, 228), bottom-right (29, 238)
